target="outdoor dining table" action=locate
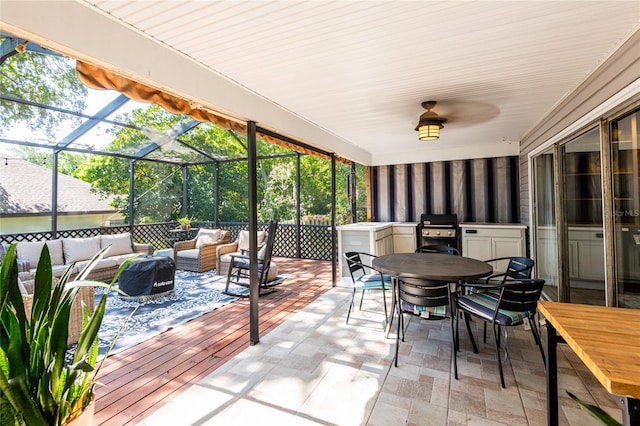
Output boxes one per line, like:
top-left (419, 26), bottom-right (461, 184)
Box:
top-left (372, 252), bottom-right (493, 281)
top-left (372, 252), bottom-right (493, 335)
top-left (538, 301), bottom-right (640, 426)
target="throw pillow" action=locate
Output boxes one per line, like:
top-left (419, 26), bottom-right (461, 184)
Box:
top-left (195, 229), bottom-right (221, 248)
top-left (101, 233), bottom-right (133, 256)
top-left (47, 239), bottom-right (65, 266)
top-left (16, 240), bottom-right (63, 266)
top-left (237, 230), bottom-right (267, 252)
top-left (237, 230), bottom-right (250, 252)
top-left (63, 237), bottom-right (101, 264)
top-left (257, 243), bottom-right (267, 260)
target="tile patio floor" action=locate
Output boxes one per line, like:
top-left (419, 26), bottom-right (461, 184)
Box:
top-left (137, 280), bottom-right (622, 426)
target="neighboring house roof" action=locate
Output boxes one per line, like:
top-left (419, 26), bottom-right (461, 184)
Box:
top-left (0, 158), bottom-right (117, 215)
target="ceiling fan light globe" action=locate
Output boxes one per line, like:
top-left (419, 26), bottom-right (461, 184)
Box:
top-left (418, 124), bottom-right (442, 140)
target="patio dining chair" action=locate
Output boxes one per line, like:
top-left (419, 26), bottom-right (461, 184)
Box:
top-left (343, 252), bottom-right (392, 324)
top-left (465, 256), bottom-right (535, 343)
top-left (456, 278), bottom-right (546, 388)
top-left (393, 275), bottom-right (457, 379)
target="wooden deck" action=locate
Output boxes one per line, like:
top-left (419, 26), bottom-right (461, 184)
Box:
top-left (94, 258), bottom-right (333, 425)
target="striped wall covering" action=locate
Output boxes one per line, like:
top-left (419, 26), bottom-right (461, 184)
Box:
top-left (371, 156), bottom-right (519, 223)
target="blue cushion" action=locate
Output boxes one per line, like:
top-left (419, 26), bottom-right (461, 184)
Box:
top-left (400, 301), bottom-right (448, 318)
top-left (457, 292), bottom-right (528, 326)
top-left (356, 273), bottom-right (391, 283)
top-left (232, 257), bottom-right (265, 272)
top-left (354, 274), bottom-right (391, 290)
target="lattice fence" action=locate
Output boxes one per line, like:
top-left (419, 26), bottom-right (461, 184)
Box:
top-left (1, 221), bottom-right (334, 261)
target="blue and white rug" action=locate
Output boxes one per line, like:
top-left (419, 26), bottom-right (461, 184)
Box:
top-left (95, 270), bottom-right (284, 356)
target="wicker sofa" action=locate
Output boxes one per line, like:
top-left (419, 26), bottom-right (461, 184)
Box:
top-left (1, 232), bottom-right (152, 283)
top-left (1, 233), bottom-right (150, 346)
top-left (173, 228), bottom-right (231, 272)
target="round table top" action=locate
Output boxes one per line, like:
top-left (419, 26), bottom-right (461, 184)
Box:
top-left (372, 252), bottom-right (493, 281)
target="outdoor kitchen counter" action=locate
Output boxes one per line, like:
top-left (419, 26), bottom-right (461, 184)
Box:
top-left (337, 222), bottom-right (417, 278)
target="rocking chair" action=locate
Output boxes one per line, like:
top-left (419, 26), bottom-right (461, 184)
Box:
top-left (224, 221), bottom-right (278, 297)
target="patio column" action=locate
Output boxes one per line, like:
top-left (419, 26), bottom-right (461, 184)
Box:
top-left (247, 121), bottom-right (260, 345)
top-left (296, 152), bottom-right (301, 258)
top-left (350, 161), bottom-right (357, 223)
top-left (51, 151), bottom-right (58, 238)
top-left (214, 161), bottom-right (220, 227)
top-left (331, 154), bottom-right (337, 286)
top-left (129, 160), bottom-right (135, 234)
top-left (182, 165), bottom-right (188, 217)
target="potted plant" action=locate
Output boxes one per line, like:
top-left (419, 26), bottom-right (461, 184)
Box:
top-left (0, 243), bottom-right (134, 426)
top-left (176, 215), bottom-right (193, 230)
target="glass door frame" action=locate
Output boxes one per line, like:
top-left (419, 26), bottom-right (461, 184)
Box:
top-left (529, 99), bottom-right (640, 307)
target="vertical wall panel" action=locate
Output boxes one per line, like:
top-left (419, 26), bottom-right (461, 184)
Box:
top-left (451, 160), bottom-right (466, 222)
top-left (430, 162), bottom-right (446, 214)
top-left (494, 157), bottom-right (511, 223)
top-left (411, 163), bottom-right (425, 221)
top-left (471, 159), bottom-right (490, 222)
top-left (376, 165), bottom-right (390, 221)
top-left (372, 155), bottom-right (520, 224)
top-left (394, 165), bottom-right (408, 221)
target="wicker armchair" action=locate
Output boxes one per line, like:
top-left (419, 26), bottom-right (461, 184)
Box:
top-left (20, 279), bottom-right (94, 346)
top-left (173, 229), bottom-right (231, 272)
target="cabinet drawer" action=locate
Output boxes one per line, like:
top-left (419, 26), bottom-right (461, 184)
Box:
top-left (462, 227), bottom-right (523, 239)
top-left (375, 227), bottom-right (393, 240)
top-left (392, 226), bottom-right (416, 235)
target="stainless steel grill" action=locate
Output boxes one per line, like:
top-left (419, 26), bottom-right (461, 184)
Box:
top-left (418, 214), bottom-right (459, 251)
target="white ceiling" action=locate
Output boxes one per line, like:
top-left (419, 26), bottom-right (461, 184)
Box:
top-left (5, 1), bottom-right (640, 165)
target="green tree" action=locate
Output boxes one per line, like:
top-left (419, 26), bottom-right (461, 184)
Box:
top-left (0, 40), bottom-right (87, 138)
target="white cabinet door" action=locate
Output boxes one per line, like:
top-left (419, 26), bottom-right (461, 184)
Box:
top-left (463, 237), bottom-right (492, 261)
top-left (461, 225), bottom-right (527, 273)
top-left (392, 226), bottom-right (417, 253)
top-left (492, 238), bottom-right (525, 271)
top-left (375, 235), bottom-right (394, 256)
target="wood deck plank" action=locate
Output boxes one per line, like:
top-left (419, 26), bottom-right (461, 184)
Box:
top-left (94, 258), bottom-right (332, 425)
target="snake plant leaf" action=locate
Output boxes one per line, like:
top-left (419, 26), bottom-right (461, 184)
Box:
top-left (0, 371), bottom-right (47, 426)
top-left (566, 391), bottom-right (622, 426)
top-left (31, 245), bottom-right (53, 328)
top-left (1, 242), bottom-right (129, 425)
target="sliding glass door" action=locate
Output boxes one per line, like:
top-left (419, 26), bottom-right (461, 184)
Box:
top-left (611, 108), bottom-right (640, 308)
top-left (533, 147), bottom-right (558, 300)
top-left (563, 128), bottom-right (605, 305)
top-left (532, 103), bottom-right (640, 308)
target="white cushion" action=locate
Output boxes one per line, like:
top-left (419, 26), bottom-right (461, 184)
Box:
top-left (176, 248), bottom-right (199, 259)
top-left (237, 230), bottom-right (267, 252)
top-left (47, 240), bottom-right (64, 265)
top-left (52, 264), bottom-right (76, 278)
top-left (110, 253), bottom-right (140, 266)
top-left (258, 244), bottom-right (267, 260)
top-left (16, 239), bottom-right (64, 267)
top-left (76, 257), bottom-right (117, 272)
top-left (17, 277), bottom-right (29, 295)
top-left (101, 233), bottom-right (132, 256)
top-left (195, 229), bottom-right (221, 249)
top-left (63, 237), bottom-right (101, 264)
